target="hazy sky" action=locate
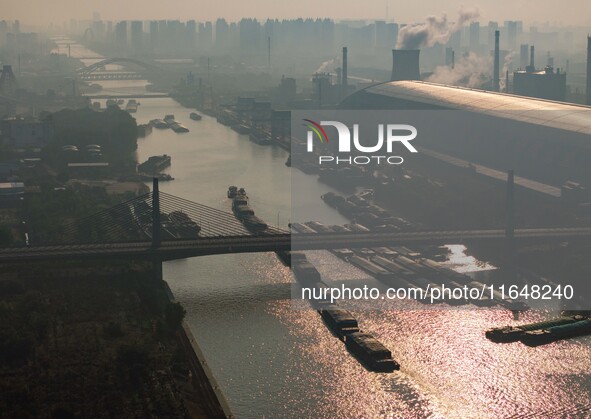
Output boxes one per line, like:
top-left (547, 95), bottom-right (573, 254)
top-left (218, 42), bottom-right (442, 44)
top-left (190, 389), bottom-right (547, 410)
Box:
top-left (4, 0), bottom-right (591, 27)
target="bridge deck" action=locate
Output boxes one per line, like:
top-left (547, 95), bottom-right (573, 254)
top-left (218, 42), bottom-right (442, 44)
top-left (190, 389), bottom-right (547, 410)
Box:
top-left (1, 227), bottom-right (589, 263)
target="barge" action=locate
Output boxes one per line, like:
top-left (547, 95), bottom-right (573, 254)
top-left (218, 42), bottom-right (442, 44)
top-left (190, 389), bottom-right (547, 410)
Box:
top-left (138, 155), bottom-right (171, 174)
top-left (292, 260), bottom-right (322, 284)
top-left (486, 316), bottom-right (585, 343)
top-left (520, 319), bottom-right (591, 346)
top-left (319, 305), bottom-right (360, 338)
top-left (344, 332), bottom-right (400, 372)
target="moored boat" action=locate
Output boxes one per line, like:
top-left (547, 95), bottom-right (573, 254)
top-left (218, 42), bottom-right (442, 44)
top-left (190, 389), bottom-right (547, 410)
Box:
top-left (520, 319), bottom-right (591, 346)
top-left (486, 316), bottom-right (584, 343)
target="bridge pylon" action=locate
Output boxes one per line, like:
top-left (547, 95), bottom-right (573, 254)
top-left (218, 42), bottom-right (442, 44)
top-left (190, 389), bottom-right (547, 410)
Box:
top-left (152, 178), bottom-right (161, 248)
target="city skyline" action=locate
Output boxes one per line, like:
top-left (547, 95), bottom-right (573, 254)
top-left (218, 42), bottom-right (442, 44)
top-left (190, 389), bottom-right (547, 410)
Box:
top-left (4, 0), bottom-right (591, 28)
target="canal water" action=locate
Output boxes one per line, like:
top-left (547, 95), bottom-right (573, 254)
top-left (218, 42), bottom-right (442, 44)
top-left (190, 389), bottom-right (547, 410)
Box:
top-left (57, 38), bottom-right (591, 418)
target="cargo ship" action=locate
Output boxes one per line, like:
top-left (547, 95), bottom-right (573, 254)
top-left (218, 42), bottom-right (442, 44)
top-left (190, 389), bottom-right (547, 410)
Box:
top-left (486, 316), bottom-right (585, 343)
top-left (319, 305), bottom-right (360, 338)
top-left (344, 332), bottom-right (400, 372)
top-left (520, 319), bottom-right (591, 346)
top-left (190, 112), bottom-right (202, 121)
top-left (125, 99), bottom-right (139, 113)
top-left (138, 155), bottom-right (171, 174)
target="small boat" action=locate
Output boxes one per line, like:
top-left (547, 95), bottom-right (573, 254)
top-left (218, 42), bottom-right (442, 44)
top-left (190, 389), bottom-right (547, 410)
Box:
top-left (164, 114), bottom-right (175, 122)
top-left (117, 99), bottom-right (125, 105)
top-left (190, 112), bottom-right (202, 121)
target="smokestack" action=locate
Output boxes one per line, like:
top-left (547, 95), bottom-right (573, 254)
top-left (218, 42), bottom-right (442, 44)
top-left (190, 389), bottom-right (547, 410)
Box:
top-left (586, 36), bottom-right (591, 105)
top-left (342, 47), bottom-right (348, 97)
top-left (526, 45), bottom-right (535, 72)
top-left (390, 49), bottom-right (421, 81)
top-left (493, 30), bottom-right (500, 92)
top-left (505, 70), bottom-right (509, 93)
top-left (451, 50), bottom-right (455, 69)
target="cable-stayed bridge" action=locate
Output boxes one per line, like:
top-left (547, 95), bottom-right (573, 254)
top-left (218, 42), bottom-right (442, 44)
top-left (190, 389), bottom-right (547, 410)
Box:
top-left (1, 180), bottom-right (590, 263)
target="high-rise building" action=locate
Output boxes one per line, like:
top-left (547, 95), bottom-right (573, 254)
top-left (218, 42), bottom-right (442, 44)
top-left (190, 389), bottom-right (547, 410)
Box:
top-left (130, 21), bottom-right (143, 51)
top-left (469, 22), bottom-right (480, 52)
top-left (115, 21), bottom-right (127, 48)
top-left (215, 18), bottom-right (230, 50)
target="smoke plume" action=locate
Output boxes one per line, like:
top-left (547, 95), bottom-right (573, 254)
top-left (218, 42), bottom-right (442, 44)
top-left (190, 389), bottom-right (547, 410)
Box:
top-left (500, 51), bottom-right (516, 92)
top-left (396, 8), bottom-right (479, 50)
top-left (427, 52), bottom-right (491, 88)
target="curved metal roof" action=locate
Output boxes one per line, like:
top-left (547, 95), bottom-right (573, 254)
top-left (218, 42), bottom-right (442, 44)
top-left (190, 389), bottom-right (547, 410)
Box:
top-left (348, 80), bottom-right (591, 135)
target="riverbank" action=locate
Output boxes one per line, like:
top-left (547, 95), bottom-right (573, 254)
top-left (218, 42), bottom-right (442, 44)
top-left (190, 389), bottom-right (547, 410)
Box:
top-left (0, 260), bottom-right (226, 418)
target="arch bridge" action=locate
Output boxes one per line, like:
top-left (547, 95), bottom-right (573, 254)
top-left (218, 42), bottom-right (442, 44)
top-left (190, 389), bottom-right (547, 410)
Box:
top-left (77, 57), bottom-right (161, 81)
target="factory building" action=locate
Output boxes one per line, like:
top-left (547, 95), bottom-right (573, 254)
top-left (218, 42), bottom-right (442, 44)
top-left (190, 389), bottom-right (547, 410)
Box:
top-left (512, 46), bottom-right (566, 101)
top-left (340, 79), bottom-right (591, 194)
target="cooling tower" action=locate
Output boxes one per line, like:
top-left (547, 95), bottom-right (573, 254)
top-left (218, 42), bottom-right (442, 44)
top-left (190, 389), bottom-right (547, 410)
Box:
top-left (390, 49), bottom-right (420, 82)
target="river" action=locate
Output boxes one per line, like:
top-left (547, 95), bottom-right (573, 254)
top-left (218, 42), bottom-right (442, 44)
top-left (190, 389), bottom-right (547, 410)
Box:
top-left (55, 38), bottom-right (591, 418)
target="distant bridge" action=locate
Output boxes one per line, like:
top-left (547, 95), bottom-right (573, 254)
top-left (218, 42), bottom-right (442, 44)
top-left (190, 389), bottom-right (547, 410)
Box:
top-left (77, 57), bottom-right (161, 81)
top-left (84, 94), bottom-right (171, 99)
top-left (1, 179), bottom-right (590, 263)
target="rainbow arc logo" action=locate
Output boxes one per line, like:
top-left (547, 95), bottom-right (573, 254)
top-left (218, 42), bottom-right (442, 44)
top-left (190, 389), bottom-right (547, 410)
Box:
top-left (302, 119), bottom-right (329, 144)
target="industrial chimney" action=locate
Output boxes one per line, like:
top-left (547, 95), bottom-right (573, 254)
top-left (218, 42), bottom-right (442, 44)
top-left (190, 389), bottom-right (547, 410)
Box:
top-left (342, 47), bottom-right (348, 98)
top-left (390, 49), bottom-right (420, 82)
top-left (493, 30), bottom-right (500, 92)
top-left (586, 36), bottom-right (591, 105)
top-left (526, 46), bottom-right (535, 72)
